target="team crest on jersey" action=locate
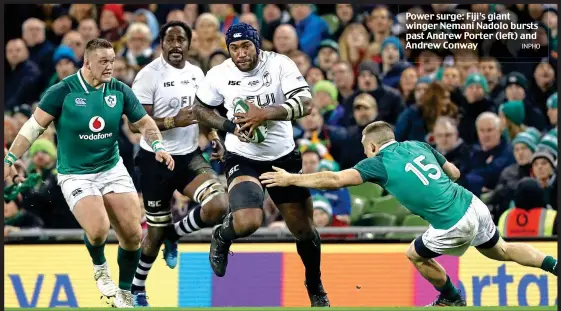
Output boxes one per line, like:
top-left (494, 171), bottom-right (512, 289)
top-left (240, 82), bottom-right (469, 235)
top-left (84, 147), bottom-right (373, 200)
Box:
top-left (104, 95), bottom-right (117, 108)
top-left (263, 71), bottom-right (272, 87)
top-left (191, 77), bottom-right (198, 89)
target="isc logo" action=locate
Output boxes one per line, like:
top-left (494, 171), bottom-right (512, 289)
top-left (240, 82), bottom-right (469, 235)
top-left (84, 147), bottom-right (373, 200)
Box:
top-left (164, 81), bottom-right (175, 87)
top-left (228, 81), bottom-right (241, 86)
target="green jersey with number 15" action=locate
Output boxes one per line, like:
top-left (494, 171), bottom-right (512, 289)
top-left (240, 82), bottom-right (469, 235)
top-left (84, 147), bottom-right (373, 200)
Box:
top-left (353, 140), bottom-right (473, 230)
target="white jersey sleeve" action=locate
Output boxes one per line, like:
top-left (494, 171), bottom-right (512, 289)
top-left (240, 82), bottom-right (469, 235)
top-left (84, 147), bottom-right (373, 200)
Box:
top-left (131, 67), bottom-right (155, 106)
top-left (279, 55), bottom-right (309, 97)
top-left (196, 66), bottom-right (224, 107)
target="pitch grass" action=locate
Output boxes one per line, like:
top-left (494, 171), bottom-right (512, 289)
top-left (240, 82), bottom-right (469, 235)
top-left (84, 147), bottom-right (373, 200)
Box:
top-left (6, 307), bottom-right (557, 311)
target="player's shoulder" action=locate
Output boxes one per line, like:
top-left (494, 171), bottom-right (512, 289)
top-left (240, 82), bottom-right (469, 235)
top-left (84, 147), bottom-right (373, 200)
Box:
top-left (185, 60), bottom-right (205, 78)
top-left (263, 50), bottom-right (292, 67)
top-left (205, 59), bottom-right (235, 79)
top-left (42, 79), bottom-right (71, 99)
top-left (108, 78), bottom-right (132, 93)
top-left (136, 58), bottom-right (164, 78)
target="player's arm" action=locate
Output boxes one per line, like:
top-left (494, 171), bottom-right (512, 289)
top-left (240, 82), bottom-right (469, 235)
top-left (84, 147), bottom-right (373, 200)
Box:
top-left (260, 167), bottom-right (364, 190)
top-left (425, 143), bottom-right (460, 181)
top-left (261, 87), bottom-right (313, 121)
top-left (4, 83), bottom-right (66, 179)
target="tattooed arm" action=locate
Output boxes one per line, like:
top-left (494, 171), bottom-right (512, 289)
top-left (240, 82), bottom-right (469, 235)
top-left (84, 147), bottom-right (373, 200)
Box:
top-left (192, 98), bottom-right (237, 134)
top-left (131, 115), bottom-right (164, 147)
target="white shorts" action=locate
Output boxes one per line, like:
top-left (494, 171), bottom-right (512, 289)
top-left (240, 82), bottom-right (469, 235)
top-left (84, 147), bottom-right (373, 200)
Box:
top-left (420, 195), bottom-right (498, 257)
top-left (57, 158), bottom-right (137, 211)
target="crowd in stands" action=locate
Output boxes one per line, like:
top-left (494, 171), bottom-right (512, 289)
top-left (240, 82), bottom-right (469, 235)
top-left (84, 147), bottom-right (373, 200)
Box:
top-left (4, 4), bottom-right (559, 238)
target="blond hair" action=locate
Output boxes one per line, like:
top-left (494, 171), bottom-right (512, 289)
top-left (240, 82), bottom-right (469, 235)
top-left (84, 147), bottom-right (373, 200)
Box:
top-left (354, 93), bottom-right (377, 110)
top-left (362, 121), bottom-right (395, 145)
top-left (125, 22), bottom-right (152, 42)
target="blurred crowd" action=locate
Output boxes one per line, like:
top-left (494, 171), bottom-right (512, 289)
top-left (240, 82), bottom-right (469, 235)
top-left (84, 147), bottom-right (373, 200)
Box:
top-left (4, 4), bottom-right (559, 238)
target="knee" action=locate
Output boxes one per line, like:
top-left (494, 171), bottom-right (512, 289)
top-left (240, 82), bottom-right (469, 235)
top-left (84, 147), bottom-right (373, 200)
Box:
top-left (233, 209), bottom-right (263, 234)
top-left (229, 181), bottom-right (264, 211)
top-left (86, 224), bottom-right (110, 245)
top-left (201, 194), bottom-right (229, 223)
top-left (406, 242), bottom-right (421, 263)
top-left (121, 225), bottom-right (143, 248)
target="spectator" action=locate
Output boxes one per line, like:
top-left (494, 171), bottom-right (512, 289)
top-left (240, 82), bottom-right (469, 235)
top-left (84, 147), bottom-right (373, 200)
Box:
top-left (5, 38), bottom-right (42, 110)
top-left (530, 62), bottom-right (556, 119)
top-left (498, 178), bottom-right (556, 237)
top-left (209, 4), bottom-right (239, 34)
top-left (377, 36), bottom-right (411, 89)
top-left (312, 80), bottom-right (344, 126)
top-left (48, 7), bottom-right (74, 46)
top-left (289, 50), bottom-right (311, 76)
top-left (316, 39), bottom-right (340, 73)
top-left (186, 30), bottom-right (204, 68)
top-left (260, 4), bottom-right (289, 51)
top-left (478, 57), bottom-right (505, 106)
top-left (395, 81), bottom-right (457, 143)
top-left (99, 4), bottom-right (127, 52)
top-left (239, 12), bottom-right (260, 32)
top-left (454, 50), bottom-right (479, 84)
top-left (441, 66), bottom-right (462, 93)
top-left (22, 18), bottom-right (55, 89)
top-left (530, 147), bottom-right (557, 211)
top-left (183, 4), bottom-right (200, 28)
top-left (332, 4), bottom-right (357, 41)
top-left (338, 23), bottom-right (371, 70)
top-left (344, 60), bottom-right (404, 126)
top-left (331, 60), bottom-right (356, 104)
top-left (132, 9), bottom-right (160, 44)
top-left (4, 198), bottom-right (44, 236)
top-left (77, 18), bottom-right (100, 44)
top-left (195, 13), bottom-right (227, 60)
top-left (546, 92), bottom-right (557, 129)
top-left (301, 149), bottom-right (351, 223)
top-left (305, 66), bottom-right (326, 87)
top-left (273, 24), bottom-right (298, 55)
top-left (42, 44), bottom-right (78, 95)
top-left (465, 112), bottom-right (515, 197)
top-left (458, 73), bottom-right (495, 145)
top-left (433, 116), bottom-right (472, 187)
top-left (20, 139), bottom-right (79, 229)
top-left (398, 67), bottom-right (418, 106)
top-left (61, 30), bottom-right (85, 63)
top-left (289, 4), bottom-right (330, 59)
top-left (499, 100), bottom-right (526, 141)
top-left (207, 50), bottom-right (229, 71)
top-left (112, 56), bottom-right (133, 86)
top-left (312, 194), bottom-right (334, 228)
top-left (121, 22), bottom-right (155, 70)
top-left (11, 104), bottom-right (32, 130)
top-left (504, 71), bottom-right (547, 130)
top-left (366, 6), bottom-right (393, 54)
top-left (4, 116), bottom-right (19, 148)
top-left (69, 4), bottom-right (97, 23)
top-left (167, 9), bottom-right (187, 24)
top-left (416, 49), bottom-right (444, 80)
top-left (487, 131), bottom-right (538, 219)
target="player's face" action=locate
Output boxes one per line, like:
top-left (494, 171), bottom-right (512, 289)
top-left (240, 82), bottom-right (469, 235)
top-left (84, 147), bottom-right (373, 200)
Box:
top-left (513, 143), bottom-right (533, 165)
top-left (532, 158), bottom-right (554, 180)
top-left (162, 26), bottom-right (190, 66)
top-left (87, 48), bottom-right (116, 83)
top-left (229, 40), bottom-right (258, 72)
top-left (548, 107), bottom-right (557, 125)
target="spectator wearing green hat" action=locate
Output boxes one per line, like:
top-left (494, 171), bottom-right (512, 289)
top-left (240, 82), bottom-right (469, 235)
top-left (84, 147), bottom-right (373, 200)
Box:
top-left (499, 100), bottom-right (526, 141)
top-left (315, 39), bottom-right (340, 73)
top-left (546, 92), bottom-right (557, 128)
top-left (459, 72), bottom-right (496, 145)
top-left (312, 194), bottom-right (333, 228)
top-left (504, 71), bottom-right (548, 131)
top-left (531, 144), bottom-right (557, 211)
top-left (312, 80), bottom-right (344, 126)
top-left (525, 126), bottom-right (543, 141)
top-left (487, 131), bottom-right (538, 219)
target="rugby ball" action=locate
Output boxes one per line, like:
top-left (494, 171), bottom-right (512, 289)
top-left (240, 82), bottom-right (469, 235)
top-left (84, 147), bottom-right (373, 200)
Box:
top-left (233, 99), bottom-right (268, 143)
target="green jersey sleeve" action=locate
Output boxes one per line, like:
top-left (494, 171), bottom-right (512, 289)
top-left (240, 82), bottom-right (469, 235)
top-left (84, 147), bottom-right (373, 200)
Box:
top-left (424, 143), bottom-right (447, 166)
top-left (353, 156), bottom-right (388, 185)
top-left (119, 81), bottom-right (147, 123)
top-left (38, 82), bottom-right (71, 118)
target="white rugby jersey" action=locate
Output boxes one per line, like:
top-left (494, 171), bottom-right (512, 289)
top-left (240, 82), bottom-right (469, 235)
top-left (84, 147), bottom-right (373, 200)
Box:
top-left (196, 51), bottom-right (309, 161)
top-left (132, 55), bottom-right (204, 155)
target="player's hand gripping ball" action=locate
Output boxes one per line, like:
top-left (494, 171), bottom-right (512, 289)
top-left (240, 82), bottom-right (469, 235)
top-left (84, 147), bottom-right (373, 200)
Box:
top-left (233, 99), bottom-right (268, 143)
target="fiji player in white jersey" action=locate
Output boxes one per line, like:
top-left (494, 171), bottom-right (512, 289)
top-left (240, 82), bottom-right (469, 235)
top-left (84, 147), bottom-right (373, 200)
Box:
top-left (193, 23), bottom-right (329, 307)
top-left (127, 21), bottom-right (228, 307)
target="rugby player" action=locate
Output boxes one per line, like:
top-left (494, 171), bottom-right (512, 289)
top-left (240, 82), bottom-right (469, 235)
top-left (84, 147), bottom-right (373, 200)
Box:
top-left (128, 21), bottom-right (228, 307)
top-left (4, 38), bottom-right (174, 308)
top-left (193, 23), bottom-right (330, 307)
top-left (260, 121), bottom-right (558, 307)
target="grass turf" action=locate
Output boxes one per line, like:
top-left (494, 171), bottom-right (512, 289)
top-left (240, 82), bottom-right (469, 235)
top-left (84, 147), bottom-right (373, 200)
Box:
top-left (6, 307), bottom-right (557, 311)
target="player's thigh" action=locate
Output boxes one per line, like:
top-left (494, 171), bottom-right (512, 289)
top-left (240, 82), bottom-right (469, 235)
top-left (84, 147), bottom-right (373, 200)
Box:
top-left (58, 175), bottom-right (109, 240)
top-left (267, 149), bottom-right (311, 207)
top-left (179, 150), bottom-right (226, 207)
top-left (419, 222), bottom-right (474, 257)
top-left (470, 195), bottom-right (500, 249)
top-left (135, 148), bottom-right (175, 227)
top-left (476, 235), bottom-right (507, 261)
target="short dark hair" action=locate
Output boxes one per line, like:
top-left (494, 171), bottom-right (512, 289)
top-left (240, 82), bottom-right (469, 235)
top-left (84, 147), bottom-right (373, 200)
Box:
top-left (85, 38), bottom-right (113, 58)
top-left (362, 121), bottom-right (395, 145)
top-left (159, 21), bottom-right (193, 48)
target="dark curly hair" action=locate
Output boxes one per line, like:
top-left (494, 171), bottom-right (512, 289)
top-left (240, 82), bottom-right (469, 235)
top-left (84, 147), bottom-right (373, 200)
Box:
top-left (419, 82), bottom-right (458, 132)
top-left (158, 21), bottom-right (193, 49)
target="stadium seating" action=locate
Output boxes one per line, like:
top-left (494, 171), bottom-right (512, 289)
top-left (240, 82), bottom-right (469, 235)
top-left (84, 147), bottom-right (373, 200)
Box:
top-left (347, 183), bottom-right (383, 201)
top-left (364, 195), bottom-right (411, 224)
top-left (350, 195), bottom-right (367, 224)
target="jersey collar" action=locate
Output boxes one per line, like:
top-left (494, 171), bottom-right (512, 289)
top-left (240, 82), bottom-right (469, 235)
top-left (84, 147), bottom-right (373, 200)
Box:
top-left (77, 69), bottom-right (106, 94)
top-left (379, 140), bottom-right (397, 152)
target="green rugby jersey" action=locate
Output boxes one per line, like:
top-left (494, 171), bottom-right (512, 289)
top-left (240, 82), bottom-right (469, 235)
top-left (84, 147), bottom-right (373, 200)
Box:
top-left (38, 70), bottom-right (146, 175)
top-left (353, 140), bottom-right (473, 230)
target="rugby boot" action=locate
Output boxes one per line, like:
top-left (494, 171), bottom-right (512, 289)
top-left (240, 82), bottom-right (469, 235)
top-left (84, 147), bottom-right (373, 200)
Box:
top-left (306, 281), bottom-right (330, 307)
top-left (132, 291), bottom-right (150, 307)
top-left (209, 224), bottom-right (232, 277)
top-left (93, 266), bottom-right (118, 298)
top-left (426, 291), bottom-right (467, 307)
top-left (162, 239), bottom-right (178, 269)
top-left (113, 289), bottom-right (134, 308)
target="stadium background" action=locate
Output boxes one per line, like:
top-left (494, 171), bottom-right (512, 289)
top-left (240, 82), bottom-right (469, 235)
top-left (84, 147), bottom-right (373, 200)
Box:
top-left (3, 3), bottom-right (559, 308)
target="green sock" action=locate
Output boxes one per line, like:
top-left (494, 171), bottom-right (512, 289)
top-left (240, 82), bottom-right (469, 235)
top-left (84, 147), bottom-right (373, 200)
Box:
top-left (117, 246), bottom-right (141, 290)
top-left (541, 256), bottom-right (557, 276)
top-left (84, 234), bottom-right (107, 266)
top-left (435, 275), bottom-right (461, 300)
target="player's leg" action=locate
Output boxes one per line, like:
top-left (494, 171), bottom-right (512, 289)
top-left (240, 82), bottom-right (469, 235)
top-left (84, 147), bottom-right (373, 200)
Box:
top-left (164, 151), bottom-right (228, 264)
top-left (470, 196), bottom-right (558, 275)
top-left (59, 176), bottom-right (118, 299)
top-left (100, 161), bottom-right (143, 307)
top-left (208, 153), bottom-right (264, 277)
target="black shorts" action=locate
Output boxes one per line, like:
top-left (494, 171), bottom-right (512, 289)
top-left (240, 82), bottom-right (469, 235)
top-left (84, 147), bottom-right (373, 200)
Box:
top-left (223, 149), bottom-right (310, 205)
top-left (135, 148), bottom-right (214, 213)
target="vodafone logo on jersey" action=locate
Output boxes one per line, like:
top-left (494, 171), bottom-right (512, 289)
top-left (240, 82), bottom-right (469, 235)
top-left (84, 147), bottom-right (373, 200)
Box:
top-left (80, 116), bottom-right (112, 140)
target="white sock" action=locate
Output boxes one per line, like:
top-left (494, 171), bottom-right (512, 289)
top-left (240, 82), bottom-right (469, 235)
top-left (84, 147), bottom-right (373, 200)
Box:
top-left (94, 261), bottom-right (108, 272)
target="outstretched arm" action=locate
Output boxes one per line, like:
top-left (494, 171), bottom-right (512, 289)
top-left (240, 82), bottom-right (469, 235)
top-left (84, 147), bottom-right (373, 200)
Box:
top-left (260, 167), bottom-right (364, 190)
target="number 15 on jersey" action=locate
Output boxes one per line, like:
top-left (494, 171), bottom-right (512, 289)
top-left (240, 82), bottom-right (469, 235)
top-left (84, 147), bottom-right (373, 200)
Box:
top-left (405, 155), bottom-right (442, 186)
